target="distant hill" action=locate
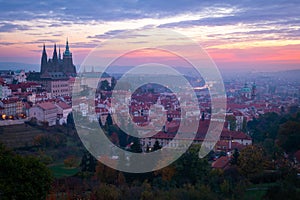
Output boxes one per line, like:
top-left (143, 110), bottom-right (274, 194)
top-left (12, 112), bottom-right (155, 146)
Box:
top-left (0, 62), bottom-right (39, 72)
top-left (257, 69), bottom-right (300, 81)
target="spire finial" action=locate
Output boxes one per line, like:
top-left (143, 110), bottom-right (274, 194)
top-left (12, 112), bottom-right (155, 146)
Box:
top-left (64, 37), bottom-right (71, 56)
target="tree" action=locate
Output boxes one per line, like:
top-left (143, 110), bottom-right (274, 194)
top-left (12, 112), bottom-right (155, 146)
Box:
top-left (153, 140), bottom-right (162, 151)
top-left (241, 118), bottom-right (247, 132)
top-left (173, 145), bottom-right (210, 184)
top-left (230, 148), bottom-right (239, 165)
top-left (80, 152), bottom-right (97, 173)
top-left (277, 120), bottom-right (300, 154)
top-left (110, 76), bottom-right (117, 90)
top-left (64, 155), bottom-right (78, 168)
top-left (247, 112), bottom-right (281, 143)
top-left (226, 115), bottom-right (236, 131)
top-left (106, 113), bottom-right (113, 127)
top-left (94, 161), bottom-right (118, 184)
top-left (92, 184), bottom-right (120, 200)
top-left (201, 112), bottom-right (205, 121)
top-left (67, 112), bottom-right (75, 126)
top-left (100, 80), bottom-right (111, 91)
top-left (238, 145), bottom-right (264, 179)
top-left (0, 144), bottom-right (53, 200)
top-left (98, 116), bottom-right (103, 127)
top-left (130, 138), bottom-right (142, 153)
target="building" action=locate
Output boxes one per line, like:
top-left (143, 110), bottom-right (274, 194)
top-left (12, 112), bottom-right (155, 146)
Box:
top-left (29, 102), bottom-right (58, 126)
top-left (40, 73), bottom-right (70, 97)
top-left (0, 84), bottom-right (12, 99)
top-left (241, 83), bottom-right (252, 100)
top-left (40, 40), bottom-right (76, 77)
top-left (27, 40), bottom-right (76, 98)
top-left (56, 101), bottom-right (72, 125)
top-left (0, 98), bottom-right (23, 118)
top-left (211, 156), bottom-right (231, 170)
top-left (14, 70), bottom-right (27, 83)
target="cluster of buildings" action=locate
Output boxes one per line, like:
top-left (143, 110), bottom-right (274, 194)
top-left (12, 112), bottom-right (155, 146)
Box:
top-left (0, 40), bottom-right (76, 125)
top-left (1, 40), bottom-right (299, 167)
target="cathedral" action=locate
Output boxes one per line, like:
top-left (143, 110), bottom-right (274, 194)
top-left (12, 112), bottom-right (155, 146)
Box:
top-left (40, 39), bottom-right (76, 77)
top-left (26, 40), bottom-right (77, 97)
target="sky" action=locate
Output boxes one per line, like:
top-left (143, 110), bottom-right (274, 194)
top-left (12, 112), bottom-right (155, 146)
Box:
top-left (0, 0), bottom-right (299, 72)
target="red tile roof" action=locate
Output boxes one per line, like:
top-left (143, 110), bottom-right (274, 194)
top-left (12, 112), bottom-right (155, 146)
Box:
top-left (212, 156), bottom-right (231, 169)
top-left (37, 102), bottom-right (57, 110)
top-left (221, 129), bottom-right (252, 140)
top-left (56, 102), bottom-right (71, 110)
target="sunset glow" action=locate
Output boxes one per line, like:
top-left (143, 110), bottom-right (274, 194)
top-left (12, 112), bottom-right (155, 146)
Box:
top-left (0, 1), bottom-right (299, 71)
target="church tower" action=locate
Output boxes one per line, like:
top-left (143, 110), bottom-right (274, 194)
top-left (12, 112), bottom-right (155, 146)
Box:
top-left (41, 44), bottom-right (48, 73)
top-left (63, 39), bottom-right (76, 75)
top-left (52, 44), bottom-right (58, 65)
top-left (58, 46), bottom-right (62, 61)
top-left (252, 82), bottom-right (257, 100)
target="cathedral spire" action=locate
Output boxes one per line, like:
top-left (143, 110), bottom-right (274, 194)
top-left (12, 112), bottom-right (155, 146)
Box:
top-left (58, 45), bottom-right (61, 60)
top-left (43, 43), bottom-right (46, 54)
top-left (64, 38), bottom-right (71, 56)
top-left (41, 43), bottom-right (48, 73)
top-left (52, 43), bottom-right (58, 64)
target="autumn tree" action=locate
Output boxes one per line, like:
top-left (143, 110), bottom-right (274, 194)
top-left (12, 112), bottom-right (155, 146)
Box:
top-left (94, 160), bottom-right (118, 184)
top-left (238, 145), bottom-right (264, 179)
top-left (64, 155), bottom-right (78, 168)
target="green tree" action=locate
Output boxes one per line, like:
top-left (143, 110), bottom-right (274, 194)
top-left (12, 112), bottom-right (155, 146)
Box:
top-left (130, 138), bottom-right (142, 153)
top-left (247, 112), bottom-right (281, 143)
top-left (277, 120), bottom-right (300, 154)
top-left (80, 151), bottom-right (97, 173)
top-left (67, 112), bottom-right (75, 126)
top-left (0, 144), bottom-right (53, 200)
top-left (100, 80), bottom-right (111, 91)
top-left (226, 115), bottom-right (237, 131)
top-left (106, 113), bottom-right (113, 127)
top-left (153, 140), bottom-right (162, 151)
top-left (173, 145), bottom-right (210, 184)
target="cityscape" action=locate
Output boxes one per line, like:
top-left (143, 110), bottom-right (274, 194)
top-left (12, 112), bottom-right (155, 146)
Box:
top-left (0, 1), bottom-right (300, 200)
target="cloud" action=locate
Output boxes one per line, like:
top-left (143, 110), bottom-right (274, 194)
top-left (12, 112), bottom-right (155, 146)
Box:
top-left (87, 29), bottom-right (127, 39)
top-left (24, 39), bottom-right (59, 45)
top-left (0, 42), bottom-right (16, 46)
top-left (0, 22), bottom-right (30, 32)
top-left (0, 0), bottom-right (299, 34)
top-left (70, 42), bottom-right (98, 48)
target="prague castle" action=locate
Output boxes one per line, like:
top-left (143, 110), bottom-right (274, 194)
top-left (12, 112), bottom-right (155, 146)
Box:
top-left (40, 39), bottom-right (76, 77)
top-left (27, 40), bottom-right (76, 97)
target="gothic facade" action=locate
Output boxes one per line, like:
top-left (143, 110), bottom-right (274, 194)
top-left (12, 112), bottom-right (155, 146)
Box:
top-left (40, 40), bottom-right (76, 77)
